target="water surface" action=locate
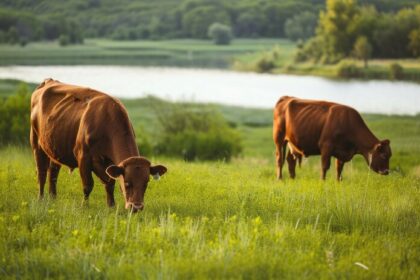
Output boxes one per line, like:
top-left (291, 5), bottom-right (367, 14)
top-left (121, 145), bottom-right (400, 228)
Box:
top-left (0, 66), bottom-right (419, 115)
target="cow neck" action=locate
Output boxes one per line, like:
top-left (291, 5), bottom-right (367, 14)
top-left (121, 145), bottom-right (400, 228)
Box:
top-left (108, 129), bottom-right (140, 165)
top-left (355, 128), bottom-right (379, 164)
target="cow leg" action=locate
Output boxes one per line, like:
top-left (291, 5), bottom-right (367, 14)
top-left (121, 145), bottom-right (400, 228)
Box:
top-left (286, 151), bottom-right (297, 179)
top-left (321, 154), bottom-right (331, 180)
top-left (33, 148), bottom-right (50, 199)
top-left (336, 159), bottom-right (345, 181)
top-left (48, 162), bottom-right (61, 198)
top-left (92, 159), bottom-right (116, 207)
top-left (78, 154), bottom-right (94, 201)
top-left (31, 129), bottom-right (50, 199)
top-left (274, 140), bottom-right (287, 180)
top-left (273, 120), bottom-right (286, 180)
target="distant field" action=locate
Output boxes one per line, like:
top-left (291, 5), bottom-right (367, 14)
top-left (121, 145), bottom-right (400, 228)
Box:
top-left (0, 80), bottom-right (419, 278)
top-left (233, 47), bottom-right (420, 82)
top-left (0, 39), bottom-right (288, 68)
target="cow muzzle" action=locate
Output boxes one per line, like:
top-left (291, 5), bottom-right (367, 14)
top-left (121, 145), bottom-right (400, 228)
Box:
top-left (126, 202), bottom-right (144, 212)
top-left (379, 169), bottom-right (389, 175)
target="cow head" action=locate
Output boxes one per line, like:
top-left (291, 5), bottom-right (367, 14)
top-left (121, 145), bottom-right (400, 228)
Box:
top-left (369, 139), bottom-right (392, 175)
top-left (105, 157), bottom-right (167, 212)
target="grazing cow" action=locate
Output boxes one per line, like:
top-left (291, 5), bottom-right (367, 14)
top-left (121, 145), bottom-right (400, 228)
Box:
top-left (30, 79), bottom-right (167, 212)
top-left (273, 96), bottom-right (391, 180)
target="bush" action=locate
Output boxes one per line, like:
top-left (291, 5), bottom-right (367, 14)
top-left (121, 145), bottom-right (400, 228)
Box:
top-left (207, 22), bottom-right (233, 45)
top-left (59, 34), bottom-right (69, 46)
top-left (153, 103), bottom-right (242, 161)
top-left (0, 83), bottom-right (31, 145)
top-left (389, 63), bottom-right (404, 80)
top-left (336, 61), bottom-right (362, 78)
top-left (255, 55), bottom-right (275, 73)
top-left (135, 125), bottom-right (153, 157)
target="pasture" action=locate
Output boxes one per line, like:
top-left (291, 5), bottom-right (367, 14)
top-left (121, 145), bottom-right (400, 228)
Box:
top-left (0, 94), bottom-right (419, 278)
top-left (0, 39), bottom-right (288, 68)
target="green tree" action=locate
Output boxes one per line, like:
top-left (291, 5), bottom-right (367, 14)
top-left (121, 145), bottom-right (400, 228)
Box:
top-left (235, 10), bottom-right (265, 38)
top-left (409, 28), bottom-right (420, 57)
top-left (284, 11), bottom-right (317, 41)
top-left (353, 36), bottom-right (372, 67)
top-left (208, 22), bottom-right (232, 45)
top-left (317, 0), bottom-right (359, 62)
top-left (182, 6), bottom-right (230, 38)
top-left (7, 26), bottom-right (19, 44)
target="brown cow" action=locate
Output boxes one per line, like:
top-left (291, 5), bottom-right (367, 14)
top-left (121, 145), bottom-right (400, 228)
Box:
top-left (30, 79), bottom-right (167, 212)
top-left (273, 96), bottom-right (392, 180)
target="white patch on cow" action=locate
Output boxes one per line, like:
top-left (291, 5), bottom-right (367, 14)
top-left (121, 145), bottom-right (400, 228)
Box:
top-left (153, 173), bottom-right (160, 181)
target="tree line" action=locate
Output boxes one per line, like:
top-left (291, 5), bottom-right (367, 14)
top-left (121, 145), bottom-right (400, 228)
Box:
top-left (0, 0), bottom-right (417, 45)
top-left (296, 0), bottom-right (420, 62)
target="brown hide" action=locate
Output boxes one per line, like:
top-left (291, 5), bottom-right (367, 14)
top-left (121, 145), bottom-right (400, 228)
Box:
top-left (273, 96), bottom-right (391, 180)
top-left (30, 79), bottom-right (167, 211)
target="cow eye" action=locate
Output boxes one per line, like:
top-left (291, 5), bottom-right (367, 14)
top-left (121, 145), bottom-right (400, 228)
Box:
top-left (124, 182), bottom-right (131, 188)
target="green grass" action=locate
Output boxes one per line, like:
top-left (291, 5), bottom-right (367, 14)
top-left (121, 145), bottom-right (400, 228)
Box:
top-left (233, 46), bottom-right (420, 82)
top-left (0, 39), bottom-right (284, 68)
top-left (1, 84), bottom-right (419, 278)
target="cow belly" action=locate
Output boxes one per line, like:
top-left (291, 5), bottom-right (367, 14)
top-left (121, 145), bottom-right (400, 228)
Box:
top-left (39, 138), bottom-right (78, 168)
top-left (286, 134), bottom-right (320, 157)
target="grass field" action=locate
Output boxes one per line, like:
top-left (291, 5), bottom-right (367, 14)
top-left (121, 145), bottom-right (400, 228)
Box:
top-left (0, 80), bottom-right (419, 278)
top-left (0, 39), bottom-right (285, 68)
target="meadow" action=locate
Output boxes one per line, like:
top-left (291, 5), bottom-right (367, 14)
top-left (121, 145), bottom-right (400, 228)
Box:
top-left (0, 39), bottom-right (285, 68)
top-left (0, 89), bottom-right (419, 278)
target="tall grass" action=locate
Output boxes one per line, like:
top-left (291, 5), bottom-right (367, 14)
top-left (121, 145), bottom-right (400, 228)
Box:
top-left (0, 145), bottom-right (418, 279)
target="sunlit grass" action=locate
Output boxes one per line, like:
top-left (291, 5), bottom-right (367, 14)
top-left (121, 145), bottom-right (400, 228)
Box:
top-left (0, 145), bottom-right (418, 278)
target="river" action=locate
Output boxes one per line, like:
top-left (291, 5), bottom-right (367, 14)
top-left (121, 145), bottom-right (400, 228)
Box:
top-left (0, 65), bottom-right (419, 115)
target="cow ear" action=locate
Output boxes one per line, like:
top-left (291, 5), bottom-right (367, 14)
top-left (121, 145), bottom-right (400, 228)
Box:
top-left (106, 165), bottom-right (124, 179)
top-left (381, 139), bottom-right (390, 146)
top-left (150, 165), bottom-right (167, 180)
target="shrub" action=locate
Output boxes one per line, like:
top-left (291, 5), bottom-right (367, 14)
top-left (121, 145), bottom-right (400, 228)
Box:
top-left (135, 125), bottom-right (153, 157)
top-left (0, 83), bottom-right (31, 145)
top-left (59, 34), bottom-right (69, 46)
top-left (153, 103), bottom-right (242, 161)
top-left (253, 47), bottom-right (283, 73)
top-left (208, 22), bottom-right (233, 45)
top-left (389, 63), bottom-right (404, 80)
top-left (336, 61), bottom-right (362, 78)
top-left (255, 55), bottom-right (275, 73)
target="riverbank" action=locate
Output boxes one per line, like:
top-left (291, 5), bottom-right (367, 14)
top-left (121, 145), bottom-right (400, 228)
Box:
top-left (0, 39), bottom-right (284, 68)
top-left (233, 47), bottom-right (420, 83)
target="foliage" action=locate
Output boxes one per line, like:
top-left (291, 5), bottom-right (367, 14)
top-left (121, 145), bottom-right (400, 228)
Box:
top-left (389, 63), bottom-right (404, 80)
top-left (284, 11), bottom-right (317, 42)
top-left (208, 22), bottom-right (233, 45)
top-left (182, 5), bottom-right (231, 39)
top-left (0, 83), bottom-right (31, 145)
top-left (298, 1), bottom-right (420, 62)
top-left (336, 61), bottom-right (362, 78)
top-left (153, 102), bottom-right (242, 161)
top-left (353, 36), bottom-right (372, 68)
top-left (408, 28), bottom-right (420, 57)
top-left (317, 0), bottom-right (359, 62)
top-left (58, 34), bottom-right (69, 46)
top-left (0, 8), bottom-right (84, 45)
